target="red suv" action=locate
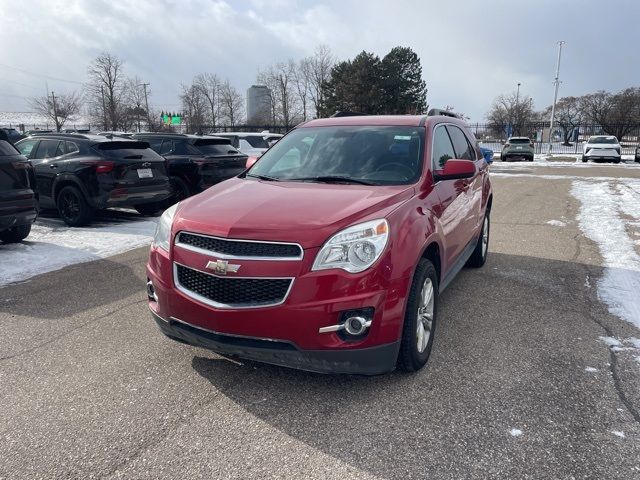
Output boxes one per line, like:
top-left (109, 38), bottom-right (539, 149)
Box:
top-left (146, 112), bottom-right (492, 374)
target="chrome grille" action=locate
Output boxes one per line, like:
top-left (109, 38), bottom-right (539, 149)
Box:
top-left (174, 263), bottom-right (292, 309)
top-left (176, 232), bottom-right (303, 260)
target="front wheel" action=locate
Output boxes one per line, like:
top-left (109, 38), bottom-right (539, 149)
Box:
top-left (612, 159), bottom-right (621, 164)
top-left (467, 213), bottom-right (490, 268)
top-left (0, 223), bottom-right (32, 243)
top-left (582, 156), bottom-right (588, 162)
top-left (397, 258), bottom-right (438, 372)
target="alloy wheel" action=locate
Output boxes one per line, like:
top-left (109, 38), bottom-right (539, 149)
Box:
top-left (416, 277), bottom-right (435, 353)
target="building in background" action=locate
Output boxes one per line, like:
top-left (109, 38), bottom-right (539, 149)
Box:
top-left (246, 85), bottom-right (272, 125)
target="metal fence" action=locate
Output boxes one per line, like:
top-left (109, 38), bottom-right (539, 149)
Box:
top-left (470, 123), bottom-right (640, 155)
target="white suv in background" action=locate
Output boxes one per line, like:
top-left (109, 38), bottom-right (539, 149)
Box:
top-left (582, 135), bottom-right (621, 163)
top-left (213, 132), bottom-right (270, 157)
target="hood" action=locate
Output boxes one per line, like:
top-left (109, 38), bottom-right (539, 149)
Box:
top-left (174, 177), bottom-right (414, 248)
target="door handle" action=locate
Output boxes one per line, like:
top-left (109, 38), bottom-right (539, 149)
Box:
top-left (49, 164), bottom-right (58, 169)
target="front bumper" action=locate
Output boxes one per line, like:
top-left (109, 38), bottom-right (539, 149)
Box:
top-left (584, 149), bottom-right (620, 161)
top-left (151, 310), bottom-right (399, 375)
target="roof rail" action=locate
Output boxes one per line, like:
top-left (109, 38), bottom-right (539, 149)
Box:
top-left (427, 108), bottom-right (459, 119)
top-left (30, 132), bottom-right (89, 139)
top-left (132, 132), bottom-right (187, 137)
top-left (330, 111), bottom-right (369, 118)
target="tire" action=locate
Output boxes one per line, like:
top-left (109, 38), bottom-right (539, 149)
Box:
top-left (582, 156), bottom-right (588, 162)
top-left (135, 204), bottom-right (164, 216)
top-left (56, 185), bottom-right (93, 227)
top-left (528, 156), bottom-right (534, 162)
top-left (397, 258), bottom-right (438, 372)
top-left (168, 176), bottom-right (191, 205)
top-left (0, 223), bottom-right (31, 243)
top-left (467, 213), bottom-right (490, 268)
top-left (501, 155), bottom-right (507, 162)
top-left (613, 159), bottom-right (621, 164)
top-left (635, 156), bottom-right (640, 163)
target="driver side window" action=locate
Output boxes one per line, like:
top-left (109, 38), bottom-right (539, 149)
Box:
top-left (431, 125), bottom-right (455, 169)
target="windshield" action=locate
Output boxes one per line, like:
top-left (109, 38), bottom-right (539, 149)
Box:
top-left (509, 138), bottom-right (530, 144)
top-left (588, 136), bottom-right (617, 144)
top-left (247, 126), bottom-right (425, 185)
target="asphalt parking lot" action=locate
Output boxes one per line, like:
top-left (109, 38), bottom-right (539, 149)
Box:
top-left (1, 162), bottom-right (640, 479)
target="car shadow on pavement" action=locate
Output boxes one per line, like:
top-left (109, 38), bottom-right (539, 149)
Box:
top-left (189, 252), bottom-right (640, 479)
top-left (0, 250), bottom-right (146, 319)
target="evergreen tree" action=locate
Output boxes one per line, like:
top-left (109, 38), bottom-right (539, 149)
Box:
top-left (381, 47), bottom-right (428, 114)
top-left (320, 47), bottom-right (428, 117)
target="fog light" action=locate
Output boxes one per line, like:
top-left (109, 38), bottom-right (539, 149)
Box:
top-left (344, 316), bottom-right (370, 335)
top-left (146, 280), bottom-right (158, 302)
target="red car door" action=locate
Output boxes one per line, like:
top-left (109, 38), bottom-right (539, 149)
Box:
top-left (446, 125), bottom-right (483, 238)
top-left (430, 124), bottom-right (473, 274)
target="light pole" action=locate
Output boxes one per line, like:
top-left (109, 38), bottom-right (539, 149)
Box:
top-left (548, 41), bottom-right (565, 153)
top-left (516, 82), bottom-right (521, 107)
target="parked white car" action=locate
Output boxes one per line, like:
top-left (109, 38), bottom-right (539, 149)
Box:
top-left (213, 132), bottom-right (269, 157)
top-left (582, 135), bottom-right (621, 163)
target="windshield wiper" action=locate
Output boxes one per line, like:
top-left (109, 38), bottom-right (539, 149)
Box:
top-left (288, 175), bottom-right (375, 186)
top-left (246, 173), bottom-right (280, 182)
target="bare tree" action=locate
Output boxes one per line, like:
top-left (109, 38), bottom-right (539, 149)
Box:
top-left (486, 91), bottom-right (536, 137)
top-left (580, 88), bottom-right (640, 140)
top-left (257, 62), bottom-right (299, 126)
top-left (87, 52), bottom-right (128, 130)
top-left (544, 96), bottom-right (583, 145)
top-left (180, 83), bottom-right (207, 134)
top-left (291, 59), bottom-right (310, 121)
top-left (123, 76), bottom-right (148, 132)
top-left (301, 45), bottom-right (335, 118)
top-left (30, 91), bottom-right (83, 132)
top-left (195, 73), bottom-right (222, 130)
top-left (219, 80), bottom-right (244, 127)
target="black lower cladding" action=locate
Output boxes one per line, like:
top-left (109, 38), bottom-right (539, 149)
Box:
top-left (176, 264), bottom-right (291, 306)
top-left (151, 312), bottom-right (399, 375)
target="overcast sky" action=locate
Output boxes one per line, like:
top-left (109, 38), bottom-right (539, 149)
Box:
top-left (1, 0), bottom-right (639, 122)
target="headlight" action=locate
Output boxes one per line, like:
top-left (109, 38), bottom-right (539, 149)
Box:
top-left (153, 203), bottom-right (179, 251)
top-left (312, 219), bottom-right (389, 273)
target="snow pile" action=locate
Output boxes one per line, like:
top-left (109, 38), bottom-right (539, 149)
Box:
top-left (572, 180), bottom-right (640, 330)
top-left (546, 220), bottom-right (566, 227)
top-left (509, 428), bottom-right (523, 437)
top-left (0, 216), bottom-right (157, 286)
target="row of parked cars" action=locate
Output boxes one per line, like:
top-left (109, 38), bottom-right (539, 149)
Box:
top-left (499, 134), bottom-right (640, 163)
top-left (0, 129), bottom-right (282, 243)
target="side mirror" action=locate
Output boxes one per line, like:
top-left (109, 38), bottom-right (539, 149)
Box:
top-left (433, 159), bottom-right (477, 181)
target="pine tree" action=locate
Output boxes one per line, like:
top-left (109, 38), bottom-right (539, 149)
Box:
top-left (381, 47), bottom-right (428, 114)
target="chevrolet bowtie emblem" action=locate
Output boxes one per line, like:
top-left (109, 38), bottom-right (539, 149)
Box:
top-left (206, 259), bottom-right (240, 275)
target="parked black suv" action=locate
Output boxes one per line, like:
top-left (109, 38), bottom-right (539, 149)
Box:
top-left (0, 132), bottom-right (37, 242)
top-left (1, 127), bottom-right (25, 144)
top-left (15, 133), bottom-right (171, 226)
top-left (132, 133), bottom-right (248, 202)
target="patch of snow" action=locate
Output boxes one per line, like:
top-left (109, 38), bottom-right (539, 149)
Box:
top-left (625, 337), bottom-right (640, 349)
top-left (546, 220), bottom-right (566, 227)
top-left (585, 367), bottom-right (598, 373)
top-left (509, 428), bottom-right (523, 437)
top-left (584, 275), bottom-right (591, 288)
top-left (572, 181), bottom-right (640, 330)
top-left (0, 215), bottom-right (157, 286)
top-left (611, 346), bottom-right (632, 353)
top-left (612, 430), bottom-right (626, 438)
top-left (599, 336), bottom-right (623, 348)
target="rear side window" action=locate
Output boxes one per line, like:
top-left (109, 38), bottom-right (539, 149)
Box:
top-left (432, 126), bottom-right (456, 169)
top-left (17, 140), bottom-right (38, 158)
top-left (95, 141), bottom-right (162, 160)
top-left (0, 140), bottom-right (19, 155)
top-left (242, 136), bottom-right (269, 149)
top-left (160, 140), bottom-right (174, 155)
top-left (65, 141), bottom-right (79, 154)
top-left (140, 137), bottom-right (163, 153)
top-left (194, 140), bottom-right (240, 156)
top-left (446, 126), bottom-right (474, 160)
top-left (33, 139), bottom-right (63, 159)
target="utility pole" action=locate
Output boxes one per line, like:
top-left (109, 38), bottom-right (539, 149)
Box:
top-left (547, 41), bottom-right (565, 153)
top-left (100, 85), bottom-right (108, 131)
top-left (51, 91), bottom-right (59, 132)
top-left (516, 82), bottom-right (521, 106)
top-left (139, 83), bottom-right (150, 132)
top-left (515, 82), bottom-right (521, 135)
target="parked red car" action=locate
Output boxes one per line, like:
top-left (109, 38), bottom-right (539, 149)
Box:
top-left (146, 112), bottom-right (493, 374)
